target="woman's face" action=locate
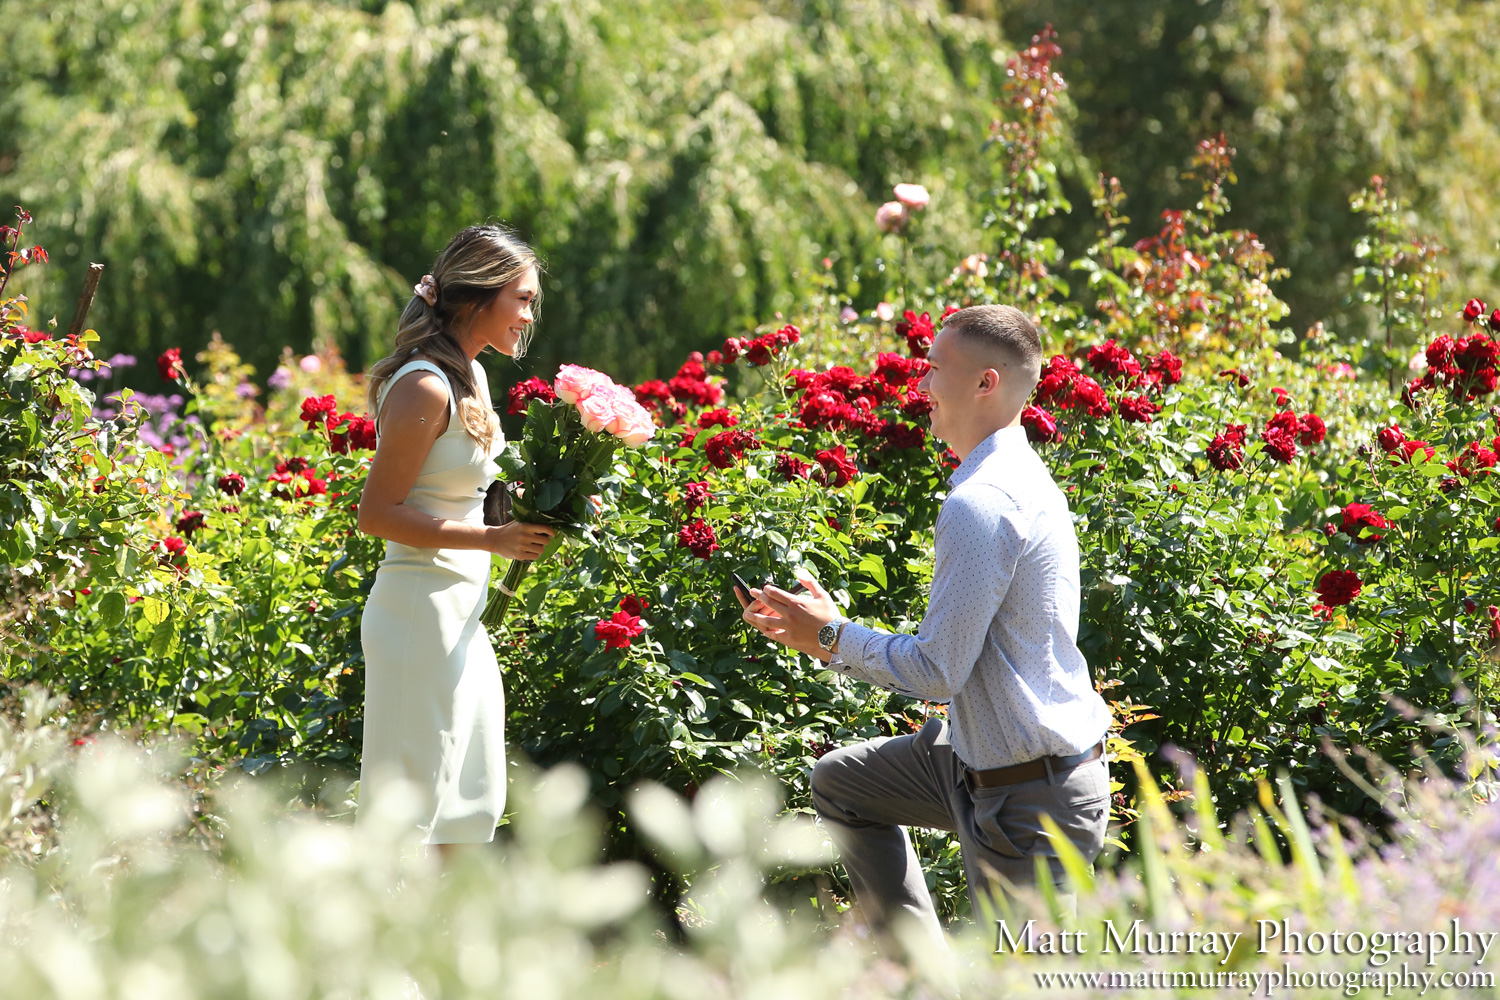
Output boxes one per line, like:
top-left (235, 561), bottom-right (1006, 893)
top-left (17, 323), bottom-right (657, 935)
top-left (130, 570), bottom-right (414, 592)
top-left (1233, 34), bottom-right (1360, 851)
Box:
top-left (470, 264), bottom-right (540, 357)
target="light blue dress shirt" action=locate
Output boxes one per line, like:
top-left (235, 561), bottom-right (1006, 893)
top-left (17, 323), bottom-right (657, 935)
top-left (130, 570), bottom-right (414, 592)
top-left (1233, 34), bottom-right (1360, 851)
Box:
top-left (830, 424), bottom-right (1111, 769)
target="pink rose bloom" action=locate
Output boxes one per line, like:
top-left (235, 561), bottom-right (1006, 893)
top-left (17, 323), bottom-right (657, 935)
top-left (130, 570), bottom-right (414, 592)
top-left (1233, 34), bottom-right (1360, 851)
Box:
top-left (299, 355), bottom-right (323, 373)
top-left (612, 396), bottom-right (658, 447)
top-left (554, 364), bottom-right (614, 404)
top-left (875, 201), bottom-right (908, 233)
top-left (576, 382), bottom-right (630, 433)
top-left (893, 183), bottom-right (930, 210)
top-left (840, 305), bottom-right (858, 324)
top-left (875, 302), bottom-right (895, 322)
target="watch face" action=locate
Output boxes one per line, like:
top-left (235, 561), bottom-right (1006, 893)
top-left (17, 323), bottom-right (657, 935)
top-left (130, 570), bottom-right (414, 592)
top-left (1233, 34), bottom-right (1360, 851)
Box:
top-left (819, 622), bottom-right (838, 649)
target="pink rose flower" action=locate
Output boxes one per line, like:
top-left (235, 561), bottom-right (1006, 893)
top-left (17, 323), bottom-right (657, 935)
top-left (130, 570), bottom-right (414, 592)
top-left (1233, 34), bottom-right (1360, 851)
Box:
top-left (875, 201), bottom-right (908, 233)
top-left (554, 364), bottom-right (614, 404)
top-left (893, 183), bottom-right (930, 210)
top-left (576, 382), bottom-right (631, 433)
top-left (875, 302), bottom-right (895, 322)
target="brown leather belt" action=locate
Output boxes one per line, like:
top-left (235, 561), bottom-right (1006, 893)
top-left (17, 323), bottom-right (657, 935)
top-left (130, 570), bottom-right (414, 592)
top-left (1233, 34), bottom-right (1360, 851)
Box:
top-left (963, 741), bottom-right (1106, 791)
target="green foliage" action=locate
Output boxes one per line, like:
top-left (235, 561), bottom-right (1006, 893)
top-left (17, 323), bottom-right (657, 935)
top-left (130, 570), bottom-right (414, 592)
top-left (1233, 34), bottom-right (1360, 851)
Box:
top-left (0, 0), bottom-right (1012, 383)
top-left (997, 0), bottom-right (1500, 338)
top-left (2, 700), bottom-right (1499, 997)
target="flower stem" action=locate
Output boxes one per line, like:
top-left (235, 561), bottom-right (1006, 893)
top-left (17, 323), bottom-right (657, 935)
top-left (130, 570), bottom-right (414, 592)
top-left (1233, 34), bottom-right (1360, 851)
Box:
top-left (481, 558), bottom-right (531, 630)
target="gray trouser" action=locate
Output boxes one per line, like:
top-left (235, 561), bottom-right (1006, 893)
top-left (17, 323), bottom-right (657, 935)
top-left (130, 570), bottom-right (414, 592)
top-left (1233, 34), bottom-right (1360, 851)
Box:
top-left (810, 717), bottom-right (1110, 942)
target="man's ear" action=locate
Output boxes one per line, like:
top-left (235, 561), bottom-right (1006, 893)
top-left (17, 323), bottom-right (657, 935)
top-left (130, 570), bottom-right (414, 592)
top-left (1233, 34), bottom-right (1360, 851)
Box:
top-left (976, 366), bottom-right (1004, 397)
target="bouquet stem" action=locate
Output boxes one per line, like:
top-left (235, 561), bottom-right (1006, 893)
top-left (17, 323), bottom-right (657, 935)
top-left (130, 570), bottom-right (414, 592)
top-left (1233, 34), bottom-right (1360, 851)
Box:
top-left (481, 558), bottom-right (532, 630)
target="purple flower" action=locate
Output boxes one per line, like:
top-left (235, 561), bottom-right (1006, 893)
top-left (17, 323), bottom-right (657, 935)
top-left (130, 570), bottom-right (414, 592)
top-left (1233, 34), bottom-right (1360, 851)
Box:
top-left (268, 367), bottom-right (292, 391)
top-left (235, 380), bottom-right (258, 399)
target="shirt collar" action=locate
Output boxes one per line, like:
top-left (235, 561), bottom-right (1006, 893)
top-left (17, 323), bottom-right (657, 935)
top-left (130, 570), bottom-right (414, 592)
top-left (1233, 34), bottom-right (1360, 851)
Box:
top-left (947, 424), bottom-right (1029, 488)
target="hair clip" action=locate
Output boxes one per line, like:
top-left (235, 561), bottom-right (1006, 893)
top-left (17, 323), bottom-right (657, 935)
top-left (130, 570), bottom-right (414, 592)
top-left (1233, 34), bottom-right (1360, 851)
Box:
top-left (413, 274), bottom-right (438, 306)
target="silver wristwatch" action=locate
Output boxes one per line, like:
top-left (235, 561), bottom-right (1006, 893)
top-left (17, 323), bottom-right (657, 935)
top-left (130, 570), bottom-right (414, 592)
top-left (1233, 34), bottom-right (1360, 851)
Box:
top-left (818, 617), bottom-right (849, 652)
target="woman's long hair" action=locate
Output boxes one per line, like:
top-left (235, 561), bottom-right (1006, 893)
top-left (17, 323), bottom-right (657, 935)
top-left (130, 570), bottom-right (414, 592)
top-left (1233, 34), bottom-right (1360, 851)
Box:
top-left (365, 224), bottom-right (541, 452)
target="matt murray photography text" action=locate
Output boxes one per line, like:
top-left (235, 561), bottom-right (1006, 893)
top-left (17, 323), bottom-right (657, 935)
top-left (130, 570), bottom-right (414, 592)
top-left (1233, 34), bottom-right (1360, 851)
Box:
top-left (996, 919), bottom-right (1496, 968)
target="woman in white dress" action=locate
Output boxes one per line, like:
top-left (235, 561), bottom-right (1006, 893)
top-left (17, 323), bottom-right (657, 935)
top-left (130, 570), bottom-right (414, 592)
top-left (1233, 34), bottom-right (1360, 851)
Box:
top-left (356, 225), bottom-right (556, 849)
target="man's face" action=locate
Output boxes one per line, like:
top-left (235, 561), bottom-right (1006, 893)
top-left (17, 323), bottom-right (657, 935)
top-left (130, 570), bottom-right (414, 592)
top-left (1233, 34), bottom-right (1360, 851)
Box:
top-left (915, 325), bottom-right (981, 445)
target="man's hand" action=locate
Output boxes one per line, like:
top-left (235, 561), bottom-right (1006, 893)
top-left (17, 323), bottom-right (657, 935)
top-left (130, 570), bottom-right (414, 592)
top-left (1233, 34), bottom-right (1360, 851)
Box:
top-left (737, 573), bottom-right (842, 662)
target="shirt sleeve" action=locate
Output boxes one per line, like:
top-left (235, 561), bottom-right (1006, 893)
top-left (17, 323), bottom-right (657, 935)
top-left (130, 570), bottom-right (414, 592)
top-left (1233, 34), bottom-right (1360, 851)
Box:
top-left (828, 486), bottom-right (1025, 700)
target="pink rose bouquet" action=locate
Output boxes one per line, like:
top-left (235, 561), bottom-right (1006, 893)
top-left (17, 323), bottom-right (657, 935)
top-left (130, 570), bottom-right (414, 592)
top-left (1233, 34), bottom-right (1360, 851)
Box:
top-left (481, 365), bottom-right (656, 628)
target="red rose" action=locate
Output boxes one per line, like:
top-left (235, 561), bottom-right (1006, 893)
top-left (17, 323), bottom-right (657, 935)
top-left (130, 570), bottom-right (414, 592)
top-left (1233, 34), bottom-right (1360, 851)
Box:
top-left (1217, 368), bottom-right (1251, 388)
top-left (1145, 351), bottom-right (1183, 386)
top-left (677, 519), bottom-right (719, 560)
top-left (1463, 298), bottom-right (1486, 322)
top-left (683, 480), bottom-right (713, 511)
top-left (697, 408), bottom-right (738, 429)
top-left (721, 338), bottom-right (742, 363)
top-left (1035, 355), bottom-right (1081, 406)
top-left (1447, 442), bottom-right (1498, 479)
top-left (1207, 434), bottom-right (1243, 471)
top-left (900, 390), bottom-right (933, 418)
top-left (1222, 423), bottom-right (1248, 445)
top-left (163, 535), bottom-right (187, 556)
top-left (594, 610), bottom-right (646, 649)
top-left (774, 453), bottom-right (812, 481)
top-left (1261, 427), bottom-right (1298, 463)
top-left (1119, 394), bottom-right (1161, 424)
top-left (1315, 570), bottom-right (1362, 607)
top-left (879, 422), bottom-right (926, 450)
top-left (300, 394), bottom-right (338, 429)
top-left (704, 429), bottom-right (762, 469)
top-left (1021, 404), bottom-right (1061, 443)
top-left (1297, 413), bottom-right (1327, 446)
top-left (1063, 375), bottom-right (1111, 418)
top-left (1391, 439), bottom-right (1435, 464)
top-left (1085, 339), bottom-right (1142, 383)
top-left (157, 348), bottom-right (185, 382)
top-left (706, 350), bottom-right (724, 365)
top-left (176, 510), bottom-right (207, 537)
top-left (799, 390), bottom-right (858, 431)
top-left (216, 472), bottom-right (247, 495)
top-left (632, 379), bottom-right (673, 411)
top-left (507, 376), bottom-right (558, 415)
top-left (896, 310), bottom-right (935, 358)
top-left (1272, 387), bottom-right (1290, 407)
top-left (1490, 309), bottom-right (1500, 334)
top-left (668, 374), bottom-right (723, 407)
top-left (619, 594), bottom-right (650, 618)
top-left (1339, 503), bottom-right (1389, 543)
top-left (346, 415), bottom-right (378, 451)
top-left (276, 456), bottom-right (311, 474)
top-left (873, 352), bottom-right (912, 387)
top-left (815, 445), bottom-right (859, 488)
top-left (1376, 425), bottom-right (1405, 453)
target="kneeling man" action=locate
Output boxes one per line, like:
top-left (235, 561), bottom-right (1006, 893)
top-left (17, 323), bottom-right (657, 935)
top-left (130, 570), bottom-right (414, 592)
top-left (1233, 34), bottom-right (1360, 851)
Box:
top-left (741, 305), bottom-right (1111, 947)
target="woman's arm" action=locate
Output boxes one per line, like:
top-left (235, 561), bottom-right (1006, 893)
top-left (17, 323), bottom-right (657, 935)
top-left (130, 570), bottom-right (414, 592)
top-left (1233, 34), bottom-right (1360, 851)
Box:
top-left (357, 372), bottom-right (554, 559)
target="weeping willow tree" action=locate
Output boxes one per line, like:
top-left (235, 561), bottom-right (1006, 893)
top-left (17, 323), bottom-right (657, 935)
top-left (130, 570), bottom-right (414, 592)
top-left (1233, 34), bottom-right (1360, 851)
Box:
top-left (0, 0), bottom-right (1024, 383)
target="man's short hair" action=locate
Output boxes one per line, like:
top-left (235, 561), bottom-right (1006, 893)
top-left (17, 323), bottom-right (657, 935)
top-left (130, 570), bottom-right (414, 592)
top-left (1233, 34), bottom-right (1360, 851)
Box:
top-left (942, 305), bottom-right (1043, 388)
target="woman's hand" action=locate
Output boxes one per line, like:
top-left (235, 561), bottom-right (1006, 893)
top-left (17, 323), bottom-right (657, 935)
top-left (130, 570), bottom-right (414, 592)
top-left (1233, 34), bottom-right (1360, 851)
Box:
top-left (487, 520), bottom-right (557, 560)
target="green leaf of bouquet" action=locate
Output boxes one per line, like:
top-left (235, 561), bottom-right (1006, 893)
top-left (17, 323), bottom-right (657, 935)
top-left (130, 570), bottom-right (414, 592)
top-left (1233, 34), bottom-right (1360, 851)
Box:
top-left (536, 479), bottom-right (565, 511)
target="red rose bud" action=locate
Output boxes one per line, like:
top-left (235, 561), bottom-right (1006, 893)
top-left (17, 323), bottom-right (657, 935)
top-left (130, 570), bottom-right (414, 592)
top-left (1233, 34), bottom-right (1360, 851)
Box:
top-left (1490, 308), bottom-right (1500, 333)
top-left (706, 350), bottom-right (724, 365)
top-left (157, 347), bottom-right (185, 382)
top-left (1272, 387), bottom-right (1290, 407)
top-left (1315, 569), bottom-right (1362, 607)
top-left (1376, 425), bottom-right (1405, 453)
top-left (619, 594), bottom-right (650, 618)
top-left (1463, 298), bottom-right (1486, 322)
top-left (676, 518), bottom-right (719, 560)
top-left (594, 610), bottom-right (646, 649)
top-left (216, 472), bottom-right (247, 495)
top-left (1217, 368), bottom-right (1251, 388)
top-left (721, 337), bottom-right (742, 363)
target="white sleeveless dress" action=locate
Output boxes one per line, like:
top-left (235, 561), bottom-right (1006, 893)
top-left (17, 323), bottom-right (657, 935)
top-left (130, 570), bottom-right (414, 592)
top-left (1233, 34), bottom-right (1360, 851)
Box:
top-left (357, 357), bottom-right (506, 844)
